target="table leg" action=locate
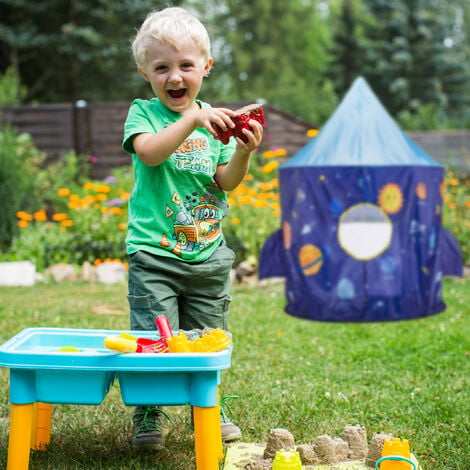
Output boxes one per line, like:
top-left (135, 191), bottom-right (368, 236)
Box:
top-left (30, 402), bottom-right (53, 450)
top-left (7, 403), bottom-right (34, 470)
top-left (193, 404), bottom-right (223, 470)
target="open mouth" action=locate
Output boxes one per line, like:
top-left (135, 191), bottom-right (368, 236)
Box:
top-left (167, 89), bottom-right (187, 99)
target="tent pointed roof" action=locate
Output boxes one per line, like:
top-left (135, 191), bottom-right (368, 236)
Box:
top-left (283, 77), bottom-right (441, 167)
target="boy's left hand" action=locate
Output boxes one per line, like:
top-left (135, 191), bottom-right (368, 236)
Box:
top-left (235, 119), bottom-right (264, 152)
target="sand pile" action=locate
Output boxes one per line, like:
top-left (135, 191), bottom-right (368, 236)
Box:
top-left (238, 426), bottom-right (396, 469)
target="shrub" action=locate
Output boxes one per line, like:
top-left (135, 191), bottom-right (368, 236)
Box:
top-left (0, 126), bottom-right (38, 250)
top-left (442, 168), bottom-right (470, 265)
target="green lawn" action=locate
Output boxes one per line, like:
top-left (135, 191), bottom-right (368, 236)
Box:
top-left (0, 277), bottom-right (468, 469)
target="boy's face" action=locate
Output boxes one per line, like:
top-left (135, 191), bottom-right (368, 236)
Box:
top-left (138, 40), bottom-right (213, 114)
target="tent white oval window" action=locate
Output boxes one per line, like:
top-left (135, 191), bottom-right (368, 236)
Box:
top-left (338, 203), bottom-right (393, 261)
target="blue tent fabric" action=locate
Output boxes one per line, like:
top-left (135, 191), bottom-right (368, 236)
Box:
top-left (258, 77), bottom-right (463, 322)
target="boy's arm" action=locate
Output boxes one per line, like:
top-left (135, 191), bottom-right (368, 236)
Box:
top-left (215, 120), bottom-right (264, 191)
top-left (133, 107), bottom-right (236, 166)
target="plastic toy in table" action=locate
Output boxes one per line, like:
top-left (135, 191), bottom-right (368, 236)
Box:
top-left (0, 327), bottom-right (232, 470)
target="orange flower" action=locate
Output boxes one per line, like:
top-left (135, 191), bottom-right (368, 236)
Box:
top-left (231, 217), bottom-right (241, 225)
top-left (449, 178), bottom-right (459, 186)
top-left (83, 182), bottom-right (95, 190)
top-left (17, 220), bottom-right (28, 228)
top-left (52, 213), bottom-right (68, 221)
top-left (34, 209), bottom-right (47, 221)
top-left (447, 202), bottom-right (457, 210)
top-left (16, 211), bottom-right (33, 221)
top-left (60, 219), bottom-right (74, 227)
top-left (58, 188), bottom-right (70, 197)
top-left (95, 184), bottom-right (111, 193)
top-left (96, 193), bottom-right (107, 201)
top-left (111, 207), bottom-right (124, 215)
top-left (118, 223), bottom-right (127, 231)
top-left (69, 194), bottom-right (80, 202)
top-left (119, 191), bottom-right (131, 200)
top-left (93, 259), bottom-right (102, 266)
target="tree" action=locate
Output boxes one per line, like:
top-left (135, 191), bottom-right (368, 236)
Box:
top-left (203, 0), bottom-right (337, 124)
top-left (327, 0), bottom-right (370, 98)
top-left (361, 0), bottom-right (470, 124)
top-left (0, 0), bottom-right (182, 102)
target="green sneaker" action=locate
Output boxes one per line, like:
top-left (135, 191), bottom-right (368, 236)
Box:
top-left (220, 395), bottom-right (241, 443)
top-left (132, 406), bottom-right (170, 449)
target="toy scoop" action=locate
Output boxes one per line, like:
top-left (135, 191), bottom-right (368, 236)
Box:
top-left (214, 104), bottom-right (265, 145)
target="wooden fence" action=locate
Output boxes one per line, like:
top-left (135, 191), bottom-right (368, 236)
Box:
top-left (1, 101), bottom-right (469, 180)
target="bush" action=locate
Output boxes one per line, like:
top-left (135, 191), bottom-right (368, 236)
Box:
top-left (442, 168), bottom-right (470, 265)
top-left (0, 126), bottom-right (38, 249)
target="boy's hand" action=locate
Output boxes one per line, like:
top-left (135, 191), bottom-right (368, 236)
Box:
top-left (235, 119), bottom-right (263, 152)
top-left (190, 107), bottom-right (235, 138)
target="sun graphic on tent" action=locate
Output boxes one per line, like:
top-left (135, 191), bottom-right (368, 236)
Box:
top-left (378, 183), bottom-right (404, 214)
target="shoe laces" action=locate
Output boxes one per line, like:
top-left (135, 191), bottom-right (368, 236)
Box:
top-left (220, 395), bottom-right (239, 423)
top-left (133, 407), bottom-right (171, 435)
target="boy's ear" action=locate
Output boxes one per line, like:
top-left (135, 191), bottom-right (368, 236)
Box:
top-left (204, 58), bottom-right (214, 77)
top-left (137, 66), bottom-right (150, 82)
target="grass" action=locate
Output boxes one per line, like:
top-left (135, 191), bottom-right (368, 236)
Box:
top-left (0, 277), bottom-right (469, 469)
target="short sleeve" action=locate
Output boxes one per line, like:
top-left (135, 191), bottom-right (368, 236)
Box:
top-left (122, 100), bottom-right (159, 154)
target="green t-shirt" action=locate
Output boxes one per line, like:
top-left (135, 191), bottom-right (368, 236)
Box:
top-left (122, 98), bottom-right (236, 263)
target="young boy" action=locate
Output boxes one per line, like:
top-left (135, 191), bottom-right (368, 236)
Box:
top-left (122, 7), bottom-right (263, 449)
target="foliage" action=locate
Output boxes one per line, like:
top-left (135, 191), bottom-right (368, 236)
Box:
top-left (0, 0), bottom-right (181, 102)
top-left (0, 277), bottom-right (469, 469)
top-left (442, 167), bottom-right (470, 265)
top-left (0, 126), bottom-right (39, 250)
top-left (205, 0), bottom-right (337, 124)
top-left (0, 66), bottom-right (26, 105)
top-left (5, 167), bottom-right (132, 271)
top-left (1, 0), bottom-right (470, 127)
top-left (359, 0), bottom-right (470, 124)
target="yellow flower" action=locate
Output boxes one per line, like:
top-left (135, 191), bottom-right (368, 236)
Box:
top-left (238, 196), bottom-right (252, 205)
top-left (307, 128), bottom-right (320, 138)
top-left (34, 210), bottom-right (47, 222)
top-left (52, 213), bottom-right (68, 221)
top-left (261, 161), bottom-right (279, 173)
top-left (254, 199), bottom-right (269, 208)
top-left (271, 201), bottom-right (280, 210)
top-left (58, 188), bottom-right (70, 197)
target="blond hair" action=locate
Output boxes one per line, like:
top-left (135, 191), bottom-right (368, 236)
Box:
top-left (132, 7), bottom-right (211, 69)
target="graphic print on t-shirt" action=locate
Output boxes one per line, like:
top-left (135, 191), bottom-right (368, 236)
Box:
top-left (161, 136), bottom-right (228, 255)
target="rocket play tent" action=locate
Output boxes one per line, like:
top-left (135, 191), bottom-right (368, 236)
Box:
top-left (259, 77), bottom-right (463, 322)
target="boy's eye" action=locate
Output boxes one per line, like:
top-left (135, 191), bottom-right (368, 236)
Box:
top-left (155, 65), bottom-right (168, 72)
top-left (181, 63), bottom-right (194, 69)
